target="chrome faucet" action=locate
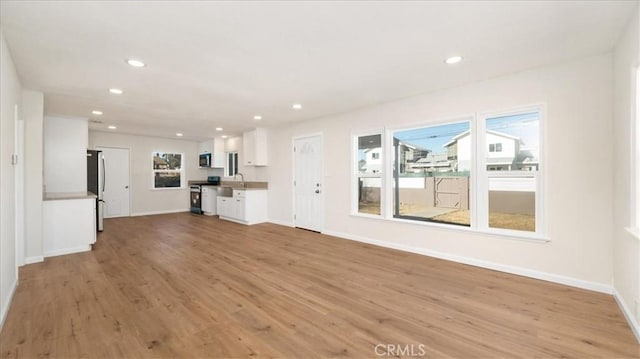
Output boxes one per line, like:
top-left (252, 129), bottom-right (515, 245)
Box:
top-left (234, 172), bottom-right (245, 188)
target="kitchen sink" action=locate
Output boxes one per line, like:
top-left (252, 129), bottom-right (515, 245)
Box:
top-left (217, 186), bottom-right (233, 197)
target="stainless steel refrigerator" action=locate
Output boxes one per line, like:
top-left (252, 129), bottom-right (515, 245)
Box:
top-left (87, 150), bottom-right (105, 231)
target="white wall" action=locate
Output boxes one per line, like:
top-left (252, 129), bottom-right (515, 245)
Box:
top-left (0, 30), bottom-right (21, 328)
top-left (267, 53), bottom-right (614, 289)
top-left (612, 5), bottom-right (640, 339)
top-left (43, 116), bottom-right (88, 193)
top-left (89, 131), bottom-right (206, 215)
top-left (22, 91), bottom-right (43, 263)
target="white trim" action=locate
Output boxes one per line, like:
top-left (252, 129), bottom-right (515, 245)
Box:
top-left (268, 219), bottom-right (295, 227)
top-left (613, 288), bottom-right (640, 344)
top-left (322, 229), bottom-right (611, 294)
top-left (0, 276), bottom-right (17, 332)
top-left (131, 208), bottom-right (190, 217)
top-left (24, 256), bottom-right (44, 264)
top-left (44, 245), bottom-right (91, 258)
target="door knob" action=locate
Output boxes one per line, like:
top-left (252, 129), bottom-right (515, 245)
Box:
top-left (315, 190), bottom-right (321, 194)
top-left (125, 185), bottom-right (129, 189)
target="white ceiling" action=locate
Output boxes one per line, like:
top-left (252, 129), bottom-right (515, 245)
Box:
top-left (0, 1), bottom-right (636, 141)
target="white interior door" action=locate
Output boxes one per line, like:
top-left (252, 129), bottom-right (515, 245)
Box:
top-left (97, 147), bottom-right (130, 218)
top-left (294, 135), bottom-right (323, 232)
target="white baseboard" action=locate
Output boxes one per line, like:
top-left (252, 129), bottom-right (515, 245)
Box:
top-left (131, 209), bottom-right (190, 217)
top-left (24, 255), bottom-right (44, 265)
top-left (613, 288), bottom-right (640, 344)
top-left (268, 219), bottom-right (295, 227)
top-left (44, 245), bottom-right (91, 258)
top-left (0, 276), bottom-right (18, 332)
top-left (322, 229), bottom-right (612, 294)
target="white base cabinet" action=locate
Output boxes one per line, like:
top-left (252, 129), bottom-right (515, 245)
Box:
top-left (201, 186), bottom-right (218, 215)
top-left (43, 197), bottom-right (96, 257)
top-left (217, 189), bottom-right (267, 225)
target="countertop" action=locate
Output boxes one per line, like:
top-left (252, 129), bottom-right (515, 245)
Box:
top-left (43, 191), bottom-right (97, 201)
top-left (188, 180), bottom-right (268, 189)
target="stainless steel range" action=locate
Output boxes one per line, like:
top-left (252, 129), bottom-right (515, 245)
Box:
top-left (190, 185), bottom-right (202, 214)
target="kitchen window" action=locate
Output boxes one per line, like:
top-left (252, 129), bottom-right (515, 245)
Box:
top-left (152, 152), bottom-right (184, 189)
top-left (226, 151), bottom-right (238, 177)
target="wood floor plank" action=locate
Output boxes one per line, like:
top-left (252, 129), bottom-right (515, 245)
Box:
top-left (1, 213), bottom-right (638, 358)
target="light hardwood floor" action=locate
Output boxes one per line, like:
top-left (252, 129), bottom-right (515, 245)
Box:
top-left (1, 213), bottom-right (639, 358)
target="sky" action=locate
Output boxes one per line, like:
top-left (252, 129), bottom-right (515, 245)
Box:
top-left (395, 111), bottom-right (539, 153)
top-left (358, 111), bottom-right (540, 162)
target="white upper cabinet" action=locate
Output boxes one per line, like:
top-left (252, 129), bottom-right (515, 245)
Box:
top-left (198, 138), bottom-right (224, 168)
top-left (243, 127), bottom-right (268, 166)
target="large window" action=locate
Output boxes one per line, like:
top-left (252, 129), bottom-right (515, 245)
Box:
top-left (352, 106), bottom-right (545, 238)
top-left (392, 121), bottom-right (471, 226)
top-left (152, 152), bottom-right (184, 188)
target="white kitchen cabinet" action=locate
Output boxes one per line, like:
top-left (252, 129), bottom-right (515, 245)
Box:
top-left (201, 186), bottom-right (218, 215)
top-left (242, 127), bottom-right (268, 166)
top-left (43, 195), bottom-right (96, 258)
top-left (217, 189), bottom-right (267, 225)
top-left (199, 138), bottom-right (225, 168)
top-left (217, 196), bottom-right (232, 217)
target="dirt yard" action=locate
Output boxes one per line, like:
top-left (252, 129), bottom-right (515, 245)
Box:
top-left (359, 204), bottom-right (535, 232)
top-left (432, 209), bottom-right (535, 232)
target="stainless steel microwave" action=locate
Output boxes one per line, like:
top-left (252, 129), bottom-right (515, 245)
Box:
top-left (199, 153), bottom-right (211, 168)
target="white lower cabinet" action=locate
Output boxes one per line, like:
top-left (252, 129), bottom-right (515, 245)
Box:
top-left (217, 189), bottom-right (267, 225)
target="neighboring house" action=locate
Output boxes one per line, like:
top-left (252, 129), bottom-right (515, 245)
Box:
top-left (444, 130), bottom-right (538, 171)
top-left (153, 155), bottom-right (170, 170)
top-left (396, 141), bottom-right (430, 174)
top-left (362, 147), bottom-right (382, 174)
top-left (410, 152), bottom-right (451, 172)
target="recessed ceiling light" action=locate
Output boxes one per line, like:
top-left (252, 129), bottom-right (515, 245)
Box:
top-left (176, 133), bottom-right (183, 137)
top-left (92, 110), bottom-right (103, 115)
top-left (221, 135), bottom-right (228, 138)
top-left (109, 88), bottom-right (123, 95)
top-left (126, 59), bottom-right (145, 67)
top-left (215, 127), bottom-right (223, 131)
top-left (108, 125), bottom-right (117, 130)
top-left (254, 115), bottom-right (262, 120)
top-left (445, 56), bottom-right (463, 64)
top-left (292, 103), bottom-right (302, 110)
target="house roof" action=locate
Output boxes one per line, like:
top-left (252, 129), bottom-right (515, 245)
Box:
top-left (443, 130), bottom-right (522, 147)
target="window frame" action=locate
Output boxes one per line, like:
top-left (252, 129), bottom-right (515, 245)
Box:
top-left (350, 105), bottom-right (548, 241)
top-left (151, 151), bottom-right (185, 190)
top-left (225, 151), bottom-right (239, 178)
top-left (630, 66), bottom-right (640, 238)
top-left (352, 130), bottom-right (384, 217)
top-left (477, 105), bottom-right (546, 237)
top-left (387, 118), bottom-right (473, 226)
